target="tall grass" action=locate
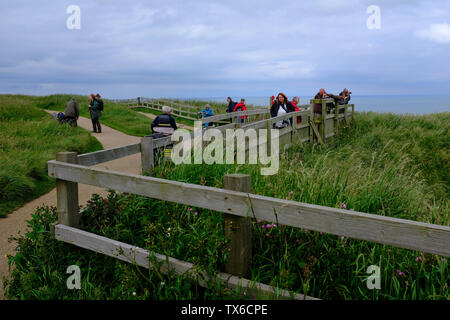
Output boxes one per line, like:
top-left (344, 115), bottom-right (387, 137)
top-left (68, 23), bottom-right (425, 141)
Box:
top-left (3, 107), bottom-right (449, 299)
top-left (0, 95), bottom-right (102, 217)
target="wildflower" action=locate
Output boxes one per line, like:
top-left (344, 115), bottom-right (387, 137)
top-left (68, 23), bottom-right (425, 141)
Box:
top-left (265, 233), bottom-right (270, 237)
top-left (189, 207), bottom-right (193, 211)
top-left (340, 236), bottom-right (345, 240)
top-left (272, 224), bottom-right (277, 228)
top-left (261, 225), bottom-right (265, 229)
top-left (341, 203), bottom-right (347, 209)
top-left (441, 258), bottom-right (446, 263)
top-left (194, 212), bottom-right (198, 216)
top-left (396, 269), bottom-right (405, 277)
top-left (289, 191), bottom-right (294, 196)
top-left (415, 256), bottom-right (422, 262)
top-left (257, 219), bottom-right (262, 223)
top-left (266, 224), bottom-right (272, 229)
top-left (320, 232), bottom-right (323, 235)
top-left (132, 292), bottom-right (136, 296)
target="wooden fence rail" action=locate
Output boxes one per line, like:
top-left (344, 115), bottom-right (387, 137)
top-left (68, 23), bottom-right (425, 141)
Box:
top-left (47, 102), bottom-right (449, 299)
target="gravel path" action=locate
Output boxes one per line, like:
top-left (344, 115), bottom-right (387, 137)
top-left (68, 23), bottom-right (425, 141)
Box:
top-left (0, 112), bottom-right (143, 299)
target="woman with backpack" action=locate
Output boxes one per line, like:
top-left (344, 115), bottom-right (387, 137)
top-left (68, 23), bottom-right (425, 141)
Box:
top-left (89, 93), bottom-right (102, 133)
top-left (233, 98), bottom-right (248, 123)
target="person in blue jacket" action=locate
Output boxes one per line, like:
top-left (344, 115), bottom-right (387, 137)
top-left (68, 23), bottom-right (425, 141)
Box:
top-left (198, 104), bottom-right (214, 127)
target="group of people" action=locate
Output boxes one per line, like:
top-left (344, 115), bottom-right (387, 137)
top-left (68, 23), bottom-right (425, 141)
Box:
top-left (226, 97), bottom-right (248, 123)
top-left (61, 94), bottom-right (103, 133)
top-left (313, 88), bottom-right (351, 116)
top-left (61, 89), bottom-right (351, 136)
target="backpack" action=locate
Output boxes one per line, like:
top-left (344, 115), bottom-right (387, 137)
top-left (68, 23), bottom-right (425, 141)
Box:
top-left (98, 99), bottom-right (104, 111)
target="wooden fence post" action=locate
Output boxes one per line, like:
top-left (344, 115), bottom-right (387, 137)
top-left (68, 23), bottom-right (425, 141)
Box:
top-left (141, 136), bottom-right (154, 174)
top-left (56, 152), bottom-right (79, 227)
top-left (223, 174), bottom-right (252, 278)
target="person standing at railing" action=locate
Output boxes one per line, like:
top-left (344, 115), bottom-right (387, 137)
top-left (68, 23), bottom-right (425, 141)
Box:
top-left (89, 93), bottom-right (102, 133)
top-left (271, 92), bottom-right (295, 128)
top-left (226, 97), bottom-right (237, 113)
top-left (313, 88), bottom-right (331, 118)
top-left (233, 98), bottom-right (248, 123)
top-left (291, 96), bottom-right (302, 124)
top-left (198, 104), bottom-right (214, 128)
top-left (338, 88), bottom-right (351, 105)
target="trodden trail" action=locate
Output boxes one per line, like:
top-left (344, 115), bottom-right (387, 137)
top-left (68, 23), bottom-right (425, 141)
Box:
top-left (0, 111), bottom-right (144, 299)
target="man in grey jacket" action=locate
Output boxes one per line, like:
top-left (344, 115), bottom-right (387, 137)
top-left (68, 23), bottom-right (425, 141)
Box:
top-left (64, 97), bottom-right (80, 127)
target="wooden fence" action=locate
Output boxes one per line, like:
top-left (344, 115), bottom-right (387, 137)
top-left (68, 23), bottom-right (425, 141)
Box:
top-left (125, 97), bottom-right (202, 121)
top-left (47, 103), bottom-right (450, 300)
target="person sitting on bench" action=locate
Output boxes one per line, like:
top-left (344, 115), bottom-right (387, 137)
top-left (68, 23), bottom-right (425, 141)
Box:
top-left (151, 106), bottom-right (178, 135)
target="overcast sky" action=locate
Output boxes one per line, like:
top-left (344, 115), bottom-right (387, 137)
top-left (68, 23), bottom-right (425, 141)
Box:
top-left (1, 0), bottom-right (450, 98)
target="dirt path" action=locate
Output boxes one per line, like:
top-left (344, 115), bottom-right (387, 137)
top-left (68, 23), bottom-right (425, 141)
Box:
top-left (0, 112), bottom-right (142, 299)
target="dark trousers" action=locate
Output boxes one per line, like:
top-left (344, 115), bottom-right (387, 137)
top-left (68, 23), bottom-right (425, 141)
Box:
top-left (65, 116), bottom-right (77, 127)
top-left (92, 117), bottom-right (101, 132)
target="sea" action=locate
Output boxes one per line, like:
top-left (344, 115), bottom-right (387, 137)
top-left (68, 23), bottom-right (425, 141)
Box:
top-left (185, 95), bottom-right (450, 115)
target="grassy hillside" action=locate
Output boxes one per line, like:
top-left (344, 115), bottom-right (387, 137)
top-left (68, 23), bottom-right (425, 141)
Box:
top-left (3, 106), bottom-right (449, 299)
top-left (0, 95), bottom-right (102, 217)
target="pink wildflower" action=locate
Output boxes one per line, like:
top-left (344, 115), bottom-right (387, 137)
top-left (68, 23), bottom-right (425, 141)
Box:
top-left (266, 224), bottom-right (272, 229)
top-left (341, 203), bottom-right (347, 209)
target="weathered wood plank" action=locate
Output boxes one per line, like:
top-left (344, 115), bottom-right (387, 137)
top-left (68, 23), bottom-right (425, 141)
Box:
top-left (54, 224), bottom-right (316, 300)
top-left (56, 152), bottom-right (79, 227)
top-left (202, 109), bottom-right (269, 124)
top-left (78, 143), bottom-right (141, 166)
top-left (47, 161), bottom-right (450, 257)
top-left (224, 174), bottom-right (252, 278)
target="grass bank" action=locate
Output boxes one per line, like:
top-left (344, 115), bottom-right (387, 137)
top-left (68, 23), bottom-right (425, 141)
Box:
top-left (0, 95), bottom-right (102, 218)
top-left (35, 94), bottom-right (152, 136)
top-left (3, 109), bottom-right (449, 299)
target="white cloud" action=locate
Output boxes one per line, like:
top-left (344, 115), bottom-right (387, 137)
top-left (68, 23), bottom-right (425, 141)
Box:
top-left (415, 23), bottom-right (450, 44)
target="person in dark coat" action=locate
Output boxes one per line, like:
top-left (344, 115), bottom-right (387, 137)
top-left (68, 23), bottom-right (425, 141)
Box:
top-left (151, 105), bottom-right (178, 134)
top-left (64, 97), bottom-right (80, 127)
top-left (270, 92), bottom-right (295, 128)
top-left (226, 97), bottom-right (237, 113)
top-left (338, 88), bottom-right (351, 105)
top-left (313, 88), bottom-right (330, 117)
top-left (89, 93), bottom-right (102, 133)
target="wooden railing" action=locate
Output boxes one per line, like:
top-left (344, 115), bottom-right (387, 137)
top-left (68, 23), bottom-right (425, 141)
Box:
top-left (47, 106), bottom-right (450, 300)
top-left (125, 97), bottom-right (202, 121)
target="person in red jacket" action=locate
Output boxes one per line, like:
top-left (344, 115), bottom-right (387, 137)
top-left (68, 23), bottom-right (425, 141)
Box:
top-left (291, 96), bottom-right (302, 124)
top-left (233, 98), bottom-right (248, 123)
